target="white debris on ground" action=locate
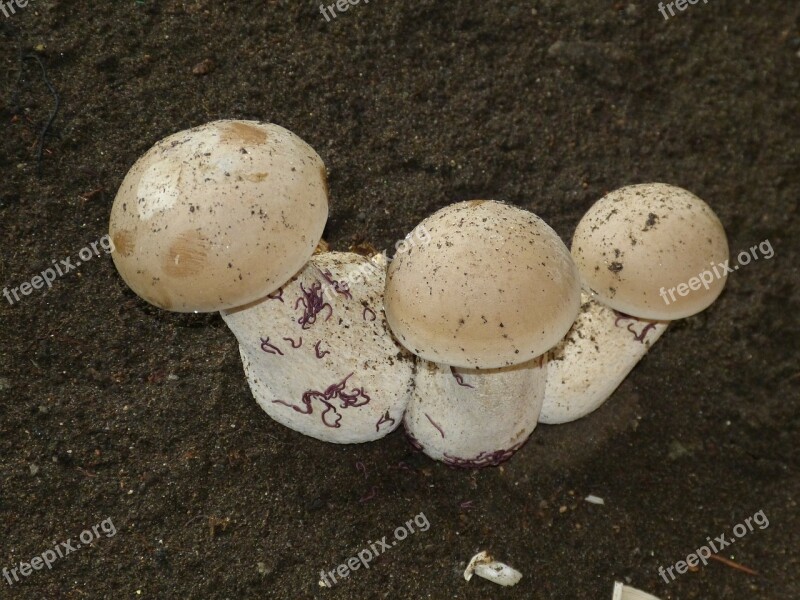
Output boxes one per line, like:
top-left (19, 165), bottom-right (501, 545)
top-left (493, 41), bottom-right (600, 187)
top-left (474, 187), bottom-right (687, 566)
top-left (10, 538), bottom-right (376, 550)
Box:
top-left (463, 551), bottom-right (522, 587)
top-left (612, 581), bottom-right (661, 599)
top-left (585, 494), bottom-right (605, 505)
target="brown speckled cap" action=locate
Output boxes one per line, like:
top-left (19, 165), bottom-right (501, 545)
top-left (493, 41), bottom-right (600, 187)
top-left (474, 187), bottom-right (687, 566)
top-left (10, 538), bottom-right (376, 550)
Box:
top-left (571, 183), bottom-right (729, 320)
top-left (384, 200), bottom-right (581, 369)
top-left (109, 120), bottom-right (328, 312)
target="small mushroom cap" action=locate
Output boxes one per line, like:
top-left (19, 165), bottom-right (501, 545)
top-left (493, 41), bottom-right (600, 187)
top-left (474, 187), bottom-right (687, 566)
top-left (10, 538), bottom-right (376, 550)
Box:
top-left (109, 120), bottom-right (328, 312)
top-left (385, 200), bottom-right (581, 369)
top-left (571, 183), bottom-right (728, 320)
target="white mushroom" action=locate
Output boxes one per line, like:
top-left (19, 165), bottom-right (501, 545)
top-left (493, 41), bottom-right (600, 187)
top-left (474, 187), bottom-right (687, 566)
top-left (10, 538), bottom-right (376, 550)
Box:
top-left (109, 121), bottom-right (413, 442)
top-left (385, 201), bottom-right (581, 465)
top-left (541, 183), bottom-right (728, 424)
top-left (222, 251), bottom-right (414, 443)
top-left (109, 119), bottom-right (328, 312)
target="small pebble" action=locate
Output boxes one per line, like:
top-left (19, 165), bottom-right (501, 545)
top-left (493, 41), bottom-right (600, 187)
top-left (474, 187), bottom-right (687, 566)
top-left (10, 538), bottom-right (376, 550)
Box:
top-left (192, 58), bottom-right (215, 76)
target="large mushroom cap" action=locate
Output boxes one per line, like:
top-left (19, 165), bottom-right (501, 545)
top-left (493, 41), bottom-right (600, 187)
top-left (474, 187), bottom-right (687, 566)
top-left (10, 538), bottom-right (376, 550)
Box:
top-left (109, 120), bottom-right (328, 312)
top-left (571, 183), bottom-right (728, 320)
top-left (384, 200), bottom-right (581, 369)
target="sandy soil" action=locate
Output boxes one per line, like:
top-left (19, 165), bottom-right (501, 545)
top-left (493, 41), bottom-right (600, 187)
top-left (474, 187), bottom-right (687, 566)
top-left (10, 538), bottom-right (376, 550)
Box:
top-left (1, 1), bottom-right (798, 598)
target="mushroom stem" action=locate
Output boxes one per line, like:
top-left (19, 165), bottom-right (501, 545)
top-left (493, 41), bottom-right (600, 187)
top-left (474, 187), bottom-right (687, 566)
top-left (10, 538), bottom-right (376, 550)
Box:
top-left (221, 251), bottom-right (414, 443)
top-left (540, 292), bottom-right (668, 424)
top-left (404, 356), bottom-right (546, 466)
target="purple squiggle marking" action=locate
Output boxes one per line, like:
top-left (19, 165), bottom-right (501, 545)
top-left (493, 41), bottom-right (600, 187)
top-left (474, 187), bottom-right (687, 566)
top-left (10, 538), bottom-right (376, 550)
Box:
top-left (613, 311), bottom-right (658, 343)
top-left (375, 410), bottom-right (396, 432)
top-left (314, 340), bottom-right (330, 359)
top-left (404, 429), bottom-right (424, 452)
top-left (442, 441), bottom-right (525, 469)
top-left (450, 366), bottom-right (475, 388)
top-left (359, 486), bottom-right (378, 503)
top-left (260, 337), bottom-right (283, 355)
top-left (283, 336), bottom-right (302, 349)
top-left (271, 372), bottom-right (370, 428)
top-left (295, 281), bottom-right (333, 330)
top-left (425, 413), bottom-right (445, 439)
top-left (319, 268), bottom-right (352, 300)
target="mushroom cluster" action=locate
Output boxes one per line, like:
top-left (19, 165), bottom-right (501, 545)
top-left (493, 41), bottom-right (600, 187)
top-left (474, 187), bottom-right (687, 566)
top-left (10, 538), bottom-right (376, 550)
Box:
top-left (109, 121), bottom-right (729, 466)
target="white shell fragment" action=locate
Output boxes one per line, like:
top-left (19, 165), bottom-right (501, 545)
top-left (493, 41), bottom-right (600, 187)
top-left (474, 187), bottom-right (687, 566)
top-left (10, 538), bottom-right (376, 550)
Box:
top-left (464, 551), bottom-right (522, 587)
top-left (404, 357), bottom-right (545, 466)
top-left (540, 293), bottom-right (668, 424)
top-left (585, 494), bottom-right (605, 505)
top-left (109, 120), bottom-right (328, 312)
top-left (221, 252), bottom-right (414, 443)
top-left (612, 581), bottom-right (661, 600)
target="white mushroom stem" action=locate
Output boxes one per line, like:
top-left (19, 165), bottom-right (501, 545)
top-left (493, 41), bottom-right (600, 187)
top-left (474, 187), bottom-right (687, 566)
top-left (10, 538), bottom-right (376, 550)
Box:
top-left (464, 551), bottom-right (522, 587)
top-left (404, 357), bottom-right (545, 466)
top-left (221, 251), bottom-right (414, 443)
top-left (540, 292), bottom-right (668, 424)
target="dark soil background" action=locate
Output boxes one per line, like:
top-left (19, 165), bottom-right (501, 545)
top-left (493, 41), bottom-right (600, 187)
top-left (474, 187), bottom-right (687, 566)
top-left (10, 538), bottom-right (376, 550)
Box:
top-left (1, 1), bottom-right (798, 599)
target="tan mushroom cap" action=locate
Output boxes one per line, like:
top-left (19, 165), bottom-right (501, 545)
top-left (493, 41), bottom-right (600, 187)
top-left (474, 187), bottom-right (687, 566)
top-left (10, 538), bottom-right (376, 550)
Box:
top-left (384, 200), bottom-right (581, 369)
top-left (109, 120), bottom-right (328, 312)
top-left (571, 183), bottom-right (728, 320)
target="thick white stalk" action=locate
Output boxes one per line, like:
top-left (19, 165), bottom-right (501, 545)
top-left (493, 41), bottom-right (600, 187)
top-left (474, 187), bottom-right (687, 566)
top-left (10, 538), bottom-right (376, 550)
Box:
top-left (404, 357), bottom-right (545, 467)
top-left (540, 293), bottom-right (668, 424)
top-left (221, 252), bottom-right (414, 443)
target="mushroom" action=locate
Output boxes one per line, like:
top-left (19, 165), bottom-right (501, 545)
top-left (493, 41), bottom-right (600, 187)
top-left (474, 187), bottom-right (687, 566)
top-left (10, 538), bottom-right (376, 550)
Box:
top-left (221, 251), bottom-right (414, 443)
top-left (540, 183), bottom-right (728, 424)
top-left (384, 200), bottom-right (581, 465)
top-left (109, 120), bottom-right (413, 442)
top-left (109, 119), bottom-right (328, 313)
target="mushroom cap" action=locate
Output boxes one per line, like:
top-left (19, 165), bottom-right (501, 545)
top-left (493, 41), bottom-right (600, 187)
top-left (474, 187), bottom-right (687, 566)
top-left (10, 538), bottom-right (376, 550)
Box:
top-left (109, 120), bottom-right (328, 312)
top-left (384, 200), bottom-right (581, 369)
top-left (571, 183), bottom-right (728, 320)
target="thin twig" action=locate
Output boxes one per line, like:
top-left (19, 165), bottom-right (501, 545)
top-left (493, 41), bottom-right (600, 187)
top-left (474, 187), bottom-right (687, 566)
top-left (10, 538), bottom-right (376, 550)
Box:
top-left (709, 554), bottom-right (759, 576)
